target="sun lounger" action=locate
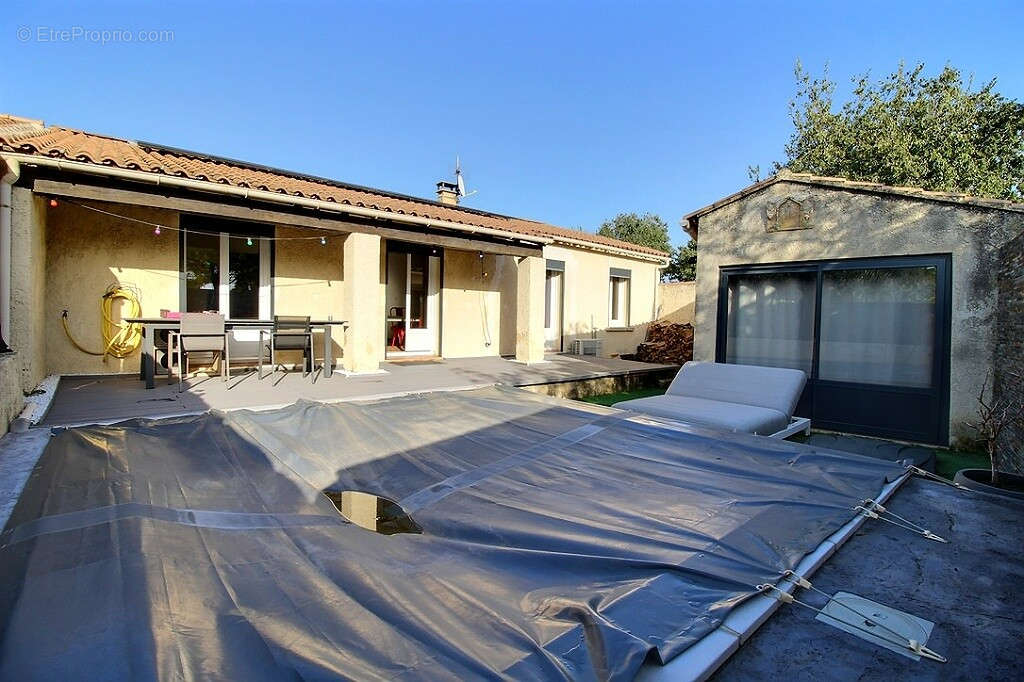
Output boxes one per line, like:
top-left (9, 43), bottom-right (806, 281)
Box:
top-left (614, 361), bottom-right (810, 438)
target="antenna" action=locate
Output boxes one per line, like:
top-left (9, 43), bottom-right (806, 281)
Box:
top-left (454, 156), bottom-right (477, 199)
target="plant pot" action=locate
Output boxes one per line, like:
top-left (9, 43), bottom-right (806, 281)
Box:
top-left (953, 468), bottom-right (1024, 502)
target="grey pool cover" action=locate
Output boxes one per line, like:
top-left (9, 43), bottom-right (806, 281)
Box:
top-left (0, 386), bottom-right (903, 680)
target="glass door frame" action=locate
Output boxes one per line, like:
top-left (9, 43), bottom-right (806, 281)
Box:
top-left (178, 215), bottom-right (273, 320)
top-left (384, 241), bottom-right (441, 357)
top-left (715, 253), bottom-right (952, 444)
top-left (544, 259), bottom-right (565, 352)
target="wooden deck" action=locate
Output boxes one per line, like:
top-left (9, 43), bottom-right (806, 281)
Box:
top-left (40, 354), bottom-right (676, 426)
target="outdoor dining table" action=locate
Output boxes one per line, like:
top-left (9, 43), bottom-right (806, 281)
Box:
top-left (127, 318), bottom-right (348, 389)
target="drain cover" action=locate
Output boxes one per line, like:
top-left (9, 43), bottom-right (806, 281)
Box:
top-left (815, 591), bottom-right (935, 661)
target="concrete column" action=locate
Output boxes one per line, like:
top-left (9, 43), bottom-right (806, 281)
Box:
top-left (342, 232), bottom-right (384, 373)
top-left (515, 255), bottom-right (546, 363)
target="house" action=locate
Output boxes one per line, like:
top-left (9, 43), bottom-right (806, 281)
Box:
top-left (685, 170), bottom-right (1024, 447)
top-left (0, 114), bottom-right (668, 433)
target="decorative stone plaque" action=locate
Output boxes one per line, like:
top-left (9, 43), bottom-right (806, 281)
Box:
top-left (765, 198), bottom-right (812, 232)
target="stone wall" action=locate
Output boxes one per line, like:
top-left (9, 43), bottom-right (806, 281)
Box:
top-left (1, 188), bottom-right (48, 435)
top-left (994, 230), bottom-right (1024, 474)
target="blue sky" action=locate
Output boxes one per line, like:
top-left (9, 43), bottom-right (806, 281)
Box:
top-left (3, 1), bottom-right (1023, 247)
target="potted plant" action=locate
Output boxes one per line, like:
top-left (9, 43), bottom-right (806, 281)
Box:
top-left (953, 373), bottom-right (1024, 500)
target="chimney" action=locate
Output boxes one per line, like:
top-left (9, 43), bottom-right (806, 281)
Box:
top-left (436, 180), bottom-right (459, 206)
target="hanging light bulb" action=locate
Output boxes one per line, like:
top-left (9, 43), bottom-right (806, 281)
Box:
top-left (49, 198), bottom-right (59, 208)
top-left (154, 226), bottom-right (161, 236)
top-left (246, 237), bottom-right (253, 246)
top-left (320, 236), bottom-right (326, 245)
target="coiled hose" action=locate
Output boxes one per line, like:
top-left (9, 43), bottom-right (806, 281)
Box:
top-left (61, 284), bottom-right (143, 360)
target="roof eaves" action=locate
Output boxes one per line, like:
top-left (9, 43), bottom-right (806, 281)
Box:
top-left (684, 170), bottom-right (1024, 233)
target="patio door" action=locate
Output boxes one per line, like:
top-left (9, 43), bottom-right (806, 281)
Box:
top-left (181, 219), bottom-right (272, 320)
top-left (717, 255), bottom-right (951, 444)
top-left (404, 252), bottom-right (440, 354)
top-left (180, 217), bottom-right (272, 359)
top-left (385, 245), bottom-right (440, 356)
top-left (544, 261), bottom-right (564, 351)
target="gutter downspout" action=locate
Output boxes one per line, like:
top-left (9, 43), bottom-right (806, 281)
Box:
top-left (0, 153), bottom-right (552, 247)
top-left (0, 157), bottom-right (19, 350)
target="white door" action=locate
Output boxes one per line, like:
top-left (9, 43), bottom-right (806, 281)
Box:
top-left (544, 269), bottom-right (563, 351)
top-left (403, 253), bottom-right (440, 354)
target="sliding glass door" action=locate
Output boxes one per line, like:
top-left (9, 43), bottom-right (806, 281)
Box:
top-left (180, 217), bottom-right (272, 320)
top-left (717, 255), bottom-right (951, 444)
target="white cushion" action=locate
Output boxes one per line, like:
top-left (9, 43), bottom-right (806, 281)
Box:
top-left (613, 394), bottom-right (790, 435)
top-left (666, 361), bottom-right (806, 417)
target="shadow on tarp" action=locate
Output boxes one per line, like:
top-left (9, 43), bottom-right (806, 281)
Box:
top-left (0, 386), bottom-right (902, 681)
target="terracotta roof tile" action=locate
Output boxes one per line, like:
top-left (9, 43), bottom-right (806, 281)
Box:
top-left (0, 114), bottom-right (669, 259)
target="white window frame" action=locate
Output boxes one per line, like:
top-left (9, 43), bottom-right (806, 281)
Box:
top-left (609, 272), bottom-right (630, 327)
top-left (181, 230), bottom-right (271, 320)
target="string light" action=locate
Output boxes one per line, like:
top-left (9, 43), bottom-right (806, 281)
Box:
top-left (63, 199), bottom-right (336, 242)
top-left (49, 198), bottom-right (59, 208)
top-left (320, 236), bottom-right (327, 245)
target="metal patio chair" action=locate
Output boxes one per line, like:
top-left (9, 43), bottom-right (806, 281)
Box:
top-left (259, 315), bottom-right (314, 380)
top-left (169, 313), bottom-right (229, 392)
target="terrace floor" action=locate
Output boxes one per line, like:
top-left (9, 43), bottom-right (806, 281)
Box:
top-left (710, 476), bottom-right (1024, 681)
top-left (39, 353), bottom-right (675, 426)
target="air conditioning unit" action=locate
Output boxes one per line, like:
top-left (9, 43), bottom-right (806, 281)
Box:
top-left (572, 339), bottom-right (602, 356)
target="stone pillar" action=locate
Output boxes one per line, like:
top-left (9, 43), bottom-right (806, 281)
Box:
top-left (342, 232), bottom-right (384, 373)
top-left (515, 255), bottom-right (546, 363)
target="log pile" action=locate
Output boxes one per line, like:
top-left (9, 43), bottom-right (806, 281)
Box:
top-left (629, 322), bottom-right (694, 365)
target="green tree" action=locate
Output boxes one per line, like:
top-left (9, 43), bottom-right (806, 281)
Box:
top-left (597, 212), bottom-right (672, 254)
top-left (782, 62), bottom-right (1024, 200)
top-left (663, 239), bottom-right (696, 282)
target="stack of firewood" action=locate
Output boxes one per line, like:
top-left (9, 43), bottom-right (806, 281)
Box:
top-left (629, 322), bottom-right (694, 365)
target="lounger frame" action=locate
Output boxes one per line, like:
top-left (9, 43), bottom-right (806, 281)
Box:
top-left (772, 416), bottom-right (812, 439)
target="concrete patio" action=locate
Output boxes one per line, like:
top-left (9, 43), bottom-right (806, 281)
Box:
top-left (38, 354), bottom-right (676, 427)
top-left (711, 476), bottom-right (1024, 681)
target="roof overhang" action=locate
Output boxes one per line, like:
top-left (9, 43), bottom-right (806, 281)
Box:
top-left (8, 153), bottom-right (546, 258)
top-left (683, 170), bottom-right (1024, 239)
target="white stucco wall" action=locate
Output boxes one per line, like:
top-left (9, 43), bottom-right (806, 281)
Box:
top-left (657, 281), bottom-right (695, 325)
top-left (439, 244), bottom-right (664, 359)
top-left (692, 179), bottom-right (1024, 446)
top-left (541, 244), bottom-right (662, 357)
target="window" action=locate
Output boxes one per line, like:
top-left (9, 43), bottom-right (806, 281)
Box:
top-left (725, 271), bottom-right (816, 373)
top-left (408, 252), bottom-right (427, 329)
top-left (181, 217), bottom-right (272, 319)
top-left (818, 267), bottom-right (936, 387)
top-left (608, 268), bottom-right (631, 327)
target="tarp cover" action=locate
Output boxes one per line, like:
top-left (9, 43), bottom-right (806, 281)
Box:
top-left (0, 386), bottom-right (902, 680)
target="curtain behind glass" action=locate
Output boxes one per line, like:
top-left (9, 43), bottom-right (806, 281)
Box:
top-left (726, 272), bottom-right (815, 372)
top-left (819, 267), bottom-right (936, 387)
top-left (228, 237), bottom-right (260, 319)
top-left (185, 233), bottom-right (220, 313)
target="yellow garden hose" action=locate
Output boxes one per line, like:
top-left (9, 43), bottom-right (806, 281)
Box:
top-left (61, 284), bottom-right (143, 360)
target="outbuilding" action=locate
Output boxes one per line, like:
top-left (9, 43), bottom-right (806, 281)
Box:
top-left (685, 170), bottom-right (1024, 446)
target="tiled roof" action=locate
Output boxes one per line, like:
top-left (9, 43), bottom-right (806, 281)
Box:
top-left (0, 114), bottom-right (668, 259)
top-left (684, 169), bottom-right (1024, 236)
